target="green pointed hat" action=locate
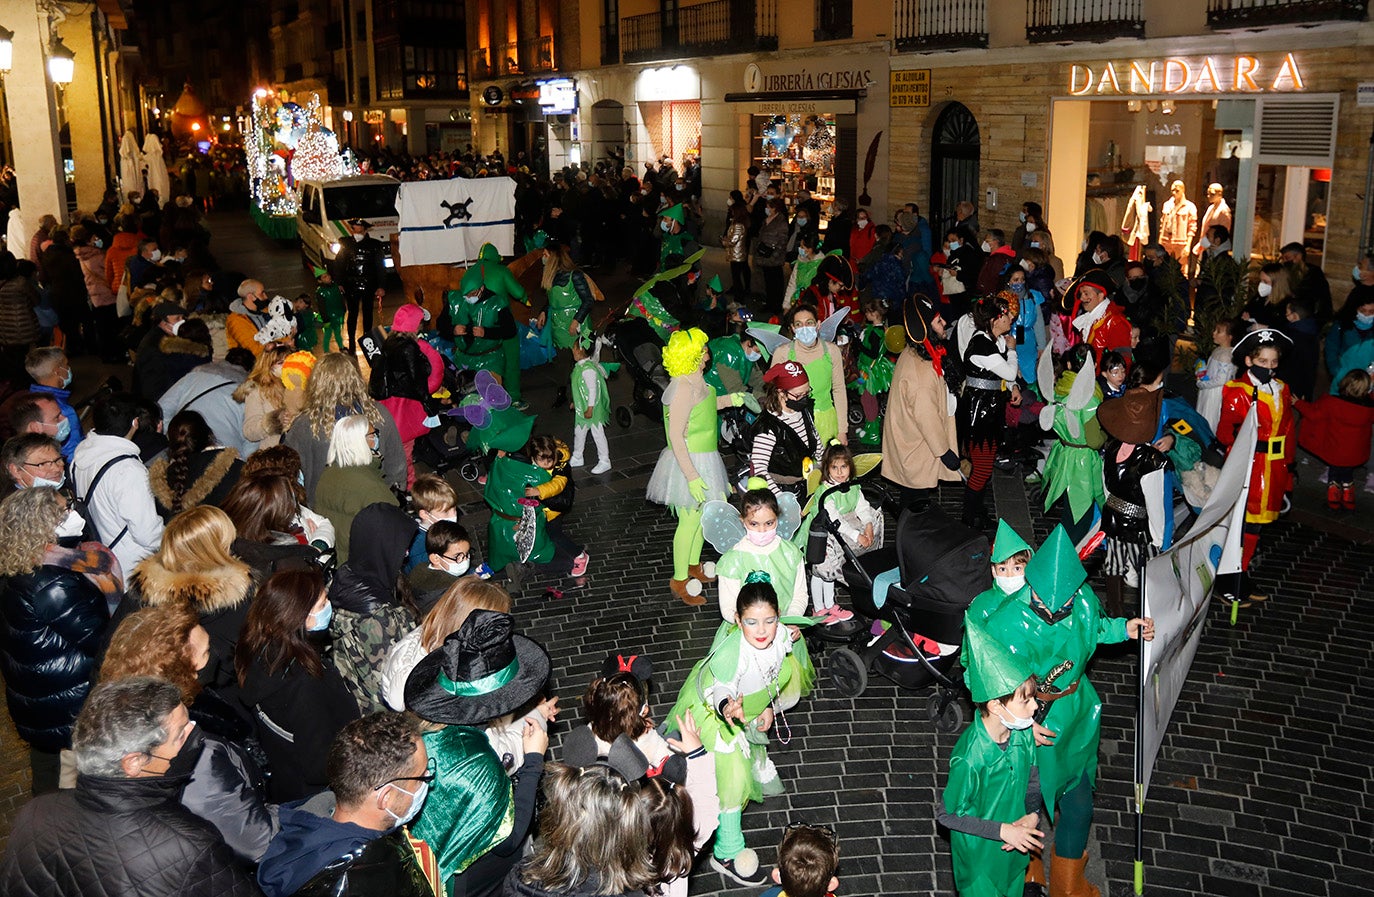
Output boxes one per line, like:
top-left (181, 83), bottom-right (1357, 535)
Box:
top-left (964, 622), bottom-right (1035, 703)
top-left (991, 520), bottom-right (1034, 564)
top-left (468, 407), bottom-right (535, 454)
top-left (660, 204), bottom-right (685, 225)
top-left (1024, 525), bottom-right (1087, 612)
top-left (708, 274), bottom-right (724, 293)
top-left (311, 265), bottom-right (328, 279)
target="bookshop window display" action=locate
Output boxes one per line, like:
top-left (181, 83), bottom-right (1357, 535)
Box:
top-left (753, 113), bottom-right (838, 229)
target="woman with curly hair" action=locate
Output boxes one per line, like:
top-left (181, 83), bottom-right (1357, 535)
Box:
top-left (98, 601), bottom-right (279, 862)
top-left (233, 343), bottom-right (301, 451)
top-left (958, 294), bottom-right (1023, 529)
top-left (283, 352), bottom-right (405, 502)
top-left (147, 409), bottom-right (243, 520)
top-left (125, 506), bottom-right (255, 703)
top-left (0, 487), bottom-right (112, 794)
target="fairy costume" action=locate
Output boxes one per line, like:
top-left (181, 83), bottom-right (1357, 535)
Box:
top-left (752, 308), bottom-right (850, 447)
top-left (940, 624), bottom-right (1040, 897)
top-left (965, 526), bottom-right (1130, 890)
top-left (626, 257), bottom-right (699, 343)
top-left (666, 579), bottom-right (815, 867)
top-left (797, 456), bottom-right (885, 592)
top-left (1038, 349), bottom-right (1105, 542)
top-left (703, 490), bottom-right (810, 621)
top-left (857, 322), bottom-right (896, 396)
top-left (570, 332), bottom-right (613, 471)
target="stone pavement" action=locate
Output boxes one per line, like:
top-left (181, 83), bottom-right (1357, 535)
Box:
top-left (2, 210), bottom-right (1371, 897)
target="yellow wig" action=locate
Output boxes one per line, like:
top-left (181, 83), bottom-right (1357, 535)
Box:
top-left (662, 327), bottom-right (709, 378)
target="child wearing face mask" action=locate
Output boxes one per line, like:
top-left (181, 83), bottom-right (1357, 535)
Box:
top-left (716, 488), bottom-right (810, 621)
top-left (666, 575), bottom-right (815, 887)
top-left (798, 444), bottom-right (880, 619)
top-left (404, 473), bottom-right (459, 573)
top-left (938, 623), bottom-right (1043, 897)
top-left (405, 520), bottom-right (476, 616)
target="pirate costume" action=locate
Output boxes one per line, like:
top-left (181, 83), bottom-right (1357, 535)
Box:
top-left (1097, 388), bottom-right (1173, 615)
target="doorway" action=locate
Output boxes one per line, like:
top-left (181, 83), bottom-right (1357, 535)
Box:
top-left (930, 102), bottom-right (980, 237)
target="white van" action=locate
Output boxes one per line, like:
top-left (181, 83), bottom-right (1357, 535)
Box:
top-left (297, 174), bottom-right (402, 271)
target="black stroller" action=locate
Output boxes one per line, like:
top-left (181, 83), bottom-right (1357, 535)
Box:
top-left (819, 499), bottom-right (991, 733)
top-left (603, 314), bottom-right (670, 428)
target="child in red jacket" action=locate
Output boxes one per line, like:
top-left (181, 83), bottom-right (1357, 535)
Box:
top-left (1297, 369), bottom-right (1374, 511)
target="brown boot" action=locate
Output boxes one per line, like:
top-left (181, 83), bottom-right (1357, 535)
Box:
top-left (1024, 853), bottom-right (1048, 897)
top-left (669, 578), bottom-right (705, 606)
top-left (687, 562), bottom-right (717, 583)
top-left (1048, 845), bottom-right (1099, 897)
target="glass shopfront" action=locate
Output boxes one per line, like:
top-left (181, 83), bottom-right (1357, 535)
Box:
top-left (752, 112), bottom-right (838, 231)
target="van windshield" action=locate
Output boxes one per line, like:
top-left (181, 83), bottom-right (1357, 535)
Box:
top-left (324, 184), bottom-right (398, 221)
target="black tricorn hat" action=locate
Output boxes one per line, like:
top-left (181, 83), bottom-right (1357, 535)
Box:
top-left (404, 609), bottom-right (551, 726)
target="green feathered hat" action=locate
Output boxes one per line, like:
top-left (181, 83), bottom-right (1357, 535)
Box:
top-left (660, 204), bottom-right (686, 225)
top-left (991, 520), bottom-right (1034, 564)
top-left (1024, 525), bottom-right (1087, 612)
top-left (708, 274), bottom-right (724, 293)
top-left (964, 621), bottom-right (1035, 703)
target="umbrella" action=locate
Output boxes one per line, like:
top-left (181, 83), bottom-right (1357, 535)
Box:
top-left (119, 131), bottom-right (144, 199)
top-left (142, 134), bottom-right (170, 203)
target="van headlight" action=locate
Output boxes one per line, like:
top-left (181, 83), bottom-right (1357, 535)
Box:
top-left (329, 241), bottom-right (341, 255)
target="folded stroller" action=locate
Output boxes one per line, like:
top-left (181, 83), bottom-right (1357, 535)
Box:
top-left (827, 504), bottom-right (991, 733)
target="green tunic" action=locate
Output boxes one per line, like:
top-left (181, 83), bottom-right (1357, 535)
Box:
top-left (964, 586), bottom-right (1128, 816)
top-left (571, 358), bottom-right (609, 428)
top-left (316, 283), bottom-right (346, 324)
top-left (546, 270), bottom-right (590, 350)
top-left (705, 335), bottom-right (756, 397)
top-left (484, 454), bottom-right (553, 570)
top-left (413, 725), bottom-right (515, 880)
top-left (448, 292), bottom-right (509, 372)
top-left (459, 244), bottom-right (528, 305)
top-left (943, 721), bottom-right (1037, 897)
top-left (294, 309), bottom-right (320, 351)
top-left (716, 537), bottom-right (806, 618)
top-left (858, 324), bottom-right (895, 395)
top-left (789, 343), bottom-right (839, 446)
top-left (666, 383), bottom-right (720, 454)
top-left (1041, 370), bottom-right (1106, 520)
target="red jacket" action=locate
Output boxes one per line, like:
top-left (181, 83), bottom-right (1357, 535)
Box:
top-left (1088, 303), bottom-right (1132, 361)
top-left (105, 232), bottom-right (142, 293)
top-left (849, 222), bottom-right (878, 261)
top-left (1296, 394), bottom-right (1374, 467)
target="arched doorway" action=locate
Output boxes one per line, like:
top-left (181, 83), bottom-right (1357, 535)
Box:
top-left (591, 99), bottom-right (626, 168)
top-left (930, 103), bottom-right (980, 237)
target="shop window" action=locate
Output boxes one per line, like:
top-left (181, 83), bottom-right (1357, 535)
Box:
top-left (930, 103), bottom-right (980, 236)
top-left (754, 113), bottom-right (841, 230)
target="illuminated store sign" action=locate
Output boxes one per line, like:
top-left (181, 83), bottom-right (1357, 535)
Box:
top-left (1069, 53), bottom-right (1305, 96)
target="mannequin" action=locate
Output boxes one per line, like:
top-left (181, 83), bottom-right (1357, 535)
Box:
top-left (1158, 180), bottom-right (1197, 268)
top-left (1119, 185), bottom-right (1151, 261)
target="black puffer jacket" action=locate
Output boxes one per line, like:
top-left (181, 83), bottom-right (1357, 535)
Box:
top-left (0, 566), bottom-right (110, 751)
top-left (0, 773), bottom-right (262, 897)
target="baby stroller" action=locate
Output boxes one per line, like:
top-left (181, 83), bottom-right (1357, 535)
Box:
top-left (410, 354), bottom-right (486, 482)
top-left (823, 502), bottom-right (991, 733)
top-left (603, 314), bottom-right (669, 429)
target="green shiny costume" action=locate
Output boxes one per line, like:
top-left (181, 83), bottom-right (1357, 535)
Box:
top-left (789, 343), bottom-right (839, 446)
top-left (857, 324), bottom-right (895, 395)
top-left (964, 530), bottom-right (1129, 816)
top-left (1042, 369), bottom-right (1106, 520)
top-left (485, 453), bottom-right (553, 570)
top-left (571, 358), bottom-right (609, 428)
top-left (447, 292), bottom-right (509, 373)
top-left (316, 283), bottom-right (347, 352)
top-left (413, 725), bottom-right (515, 881)
top-left (943, 722), bottom-right (1037, 897)
top-left (546, 270), bottom-right (590, 350)
top-left (705, 335), bottom-right (758, 397)
top-left (457, 244), bottom-right (527, 395)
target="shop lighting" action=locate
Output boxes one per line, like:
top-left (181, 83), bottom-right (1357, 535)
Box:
top-left (1126, 99), bottom-right (1142, 113)
top-left (1161, 100), bottom-right (1176, 115)
top-left (0, 25), bottom-right (14, 74)
top-left (48, 38), bottom-right (75, 85)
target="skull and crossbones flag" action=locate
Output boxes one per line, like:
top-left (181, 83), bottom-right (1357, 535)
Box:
top-left (395, 177), bottom-right (517, 267)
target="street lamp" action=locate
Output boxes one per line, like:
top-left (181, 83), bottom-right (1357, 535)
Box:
top-left (47, 38), bottom-right (74, 85)
top-left (0, 25), bottom-right (14, 74)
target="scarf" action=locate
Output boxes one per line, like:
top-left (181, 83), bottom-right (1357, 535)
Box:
top-left (924, 338), bottom-right (946, 377)
top-left (43, 542), bottom-right (124, 604)
top-left (1072, 298), bottom-right (1110, 339)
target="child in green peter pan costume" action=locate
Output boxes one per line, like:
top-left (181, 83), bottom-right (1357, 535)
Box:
top-left (938, 622), bottom-right (1044, 897)
top-left (474, 408), bottom-right (552, 593)
top-left (314, 266), bottom-right (347, 353)
top-left (455, 243), bottom-right (528, 401)
top-left (964, 526), bottom-right (1154, 897)
top-left (569, 330), bottom-right (612, 474)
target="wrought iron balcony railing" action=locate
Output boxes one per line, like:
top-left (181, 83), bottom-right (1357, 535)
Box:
top-left (620, 0), bottom-right (778, 64)
top-left (894, 0), bottom-right (989, 51)
top-left (1026, 0), bottom-right (1144, 43)
top-left (1207, 0), bottom-right (1366, 29)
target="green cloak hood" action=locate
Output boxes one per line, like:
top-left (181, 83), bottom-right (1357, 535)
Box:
top-left (964, 621), bottom-right (1035, 703)
top-left (1024, 525), bottom-right (1086, 611)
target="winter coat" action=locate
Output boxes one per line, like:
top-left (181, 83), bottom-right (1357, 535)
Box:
top-left (332, 235), bottom-right (388, 295)
top-left (237, 380), bottom-right (304, 451)
top-left (1296, 394), bottom-right (1374, 468)
top-left (183, 732), bottom-right (280, 864)
top-left (313, 465), bottom-right (398, 564)
top-left (71, 434), bottom-right (164, 575)
top-left (105, 232), bottom-right (141, 293)
top-left (849, 221), bottom-right (878, 262)
top-left (238, 635), bottom-right (361, 803)
top-left (0, 772), bottom-right (261, 897)
top-left (328, 503), bottom-right (417, 617)
top-left (0, 273), bottom-right (40, 346)
top-left (74, 244), bottom-right (116, 308)
top-left (135, 330), bottom-right (212, 401)
top-left (722, 221), bottom-right (748, 263)
top-left (257, 791), bottom-right (430, 897)
top-left (159, 363), bottom-right (253, 458)
top-left (754, 214), bottom-right (788, 268)
top-left (38, 243), bottom-right (89, 323)
top-left (0, 566), bottom-right (110, 751)
top-left (286, 405), bottom-right (407, 504)
top-left (975, 246), bottom-right (1017, 296)
top-left (226, 300), bottom-right (268, 357)
top-left (148, 447), bottom-right (244, 520)
top-left (882, 346), bottom-right (961, 490)
top-left (503, 866), bottom-right (634, 897)
top-left (231, 538), bottom-right (321, 584)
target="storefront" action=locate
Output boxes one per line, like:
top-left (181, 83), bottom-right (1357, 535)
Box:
top-left (633, 65), bottom-right (702, 171)
top-left (889, 34), bottom-right (1365, 285)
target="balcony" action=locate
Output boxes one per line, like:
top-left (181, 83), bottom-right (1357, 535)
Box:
top-left (620, 0), bottom-right (779, 64)
top-left (471, 46), bottom-right (493, 80)
top-left (894, 0), bottom-right (988, 51)
top-left (497, 41), bottom-right (522, 75)
top-left (1207, 0), bottom-right (1366, 28)
top-left (525, 35), bottom-right (555, 73)
top-left (1026, 0), bottom-right (1143, 43)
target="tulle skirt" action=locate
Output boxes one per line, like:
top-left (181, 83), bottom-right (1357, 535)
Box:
top-left (647, 449), bottom-right (731, 510)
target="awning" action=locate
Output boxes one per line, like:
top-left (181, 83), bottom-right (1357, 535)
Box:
top-left (723, 90), bottom-right (862, 116)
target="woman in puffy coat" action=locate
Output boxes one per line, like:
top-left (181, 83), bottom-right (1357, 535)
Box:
top-left (0, 486), bottom-right (114, 794)
top-left (99, 601), bottom-right (279, 863)
top-left (0, 249), bottom-right (41, 367)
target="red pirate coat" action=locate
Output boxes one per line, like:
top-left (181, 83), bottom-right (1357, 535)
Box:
top-left (1217, 375), bottom-right (1296, 524)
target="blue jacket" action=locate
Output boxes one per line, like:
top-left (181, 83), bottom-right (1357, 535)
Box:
top-left (258, 792), bottom-right (379, 897)
top-left (1326, 320), bottom-right (1374, 378)
top-left (29, 384), bottom-right (81, 461)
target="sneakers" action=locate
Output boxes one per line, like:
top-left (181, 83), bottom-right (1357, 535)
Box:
top-left (569, 552), bottom-right (590, 577)
top-left (590, 459), bottom-right (612, 475)
top-left (710, 850), bottom-right (767, 887)
top-left (1341, 483), bottom-right (1356, 512)
top-left (569, 454), bottom-right (585, 468)
top-left (812, 605), bottom-right (855, 623)
top-left (1328, 481), bottom-right (1342, 510)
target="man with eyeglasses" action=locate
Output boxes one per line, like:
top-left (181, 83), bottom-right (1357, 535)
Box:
top-left (257, 711), bottom-right (435, 897)
top-left (2, 433), bottom-right (67, 490)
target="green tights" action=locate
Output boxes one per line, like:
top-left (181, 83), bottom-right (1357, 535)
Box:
top-left (672, 507), bottom-right (704, 580)
top-left (1054, 773), bottom-right (1095, 859)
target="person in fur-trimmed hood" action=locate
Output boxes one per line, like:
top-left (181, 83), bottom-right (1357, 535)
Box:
top-left (147, 410), bottom-right (243, 521)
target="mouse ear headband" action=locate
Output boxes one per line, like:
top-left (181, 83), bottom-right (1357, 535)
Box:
top-left (601, 652), bottom-right (653, 684)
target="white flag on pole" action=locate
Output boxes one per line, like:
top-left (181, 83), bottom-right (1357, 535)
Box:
top-left (395, 177), bottom-right (517, 267)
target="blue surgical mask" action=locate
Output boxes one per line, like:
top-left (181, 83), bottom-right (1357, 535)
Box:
top-left (948, 240), bottom-right (960, 252)
top-left (31, 473), bottom-right (65, 490)
top-left (55, 418), bottom-right (71, 444)
top-left (1010, 282), bottom-right (1026, 295)
top-left (464, 293), bottom-right (481, 304)
top-left (1356, 312), bottom-right (1374, 330)
top-left (62, 369), bottom-right (73, 388)
top-left (93, 238), bottom-right (104, 249)
top-left (307, 601), bottom-right (333, 631)
top-left (745, 349), bottom-right (762, 362)
top-left (795, 325), bottom-right (818, 346)
top-left (1019, 212), bottom-right (1027, 223)
top-left (660, 220), bottom-right (672, 233)
top-left (1353, 265), bottom-right (1362, 283)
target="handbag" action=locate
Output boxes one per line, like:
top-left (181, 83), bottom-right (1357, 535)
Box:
top-left (756, 241), bottom-right (776, 260)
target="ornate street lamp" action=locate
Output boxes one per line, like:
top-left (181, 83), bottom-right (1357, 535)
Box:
top-left (48, 37), bottom-right (74, 85)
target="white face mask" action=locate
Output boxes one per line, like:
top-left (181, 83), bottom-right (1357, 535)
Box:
top-left (55, 509), bottom-right (86, 539)
top-left (996, 707), bottom-right (1036, 731)
top-left (857, 219), bottom-right (869, 229)
top-left (1025, 222), bottom-right (1037, 233)
top-left (149, 249), bottom-right (162, 262)
top-left (995, 574), bottom-right (1026, 594)
top-left (1353, 265), bottom-right (1365, 283)
top-left (464, 293), bottom-right (482, 304)
top-left (446, 558), bottom-right (471, 576)
top-left (1092, 252), bottom-right (1106, 265)
top-left (384, 780), bottom-right (429, 828)
top-left (1029, 241), bottom-right (1040, 249)
top-left (353, 232), bottom-right (365, 241)
top-left (980, 241), bottom-right (991, 253)
top-left (1257, 281), bottom-right (1272, 298)
top-left (169, 319), bottom-right (185, 336)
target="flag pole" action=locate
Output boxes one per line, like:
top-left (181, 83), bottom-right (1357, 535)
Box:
top-left (1134, 545), bottom-right (1147, 895)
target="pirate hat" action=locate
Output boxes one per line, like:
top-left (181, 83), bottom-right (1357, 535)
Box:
top-left (1069, 268), bottom-right (1116, 314)
top-left (405, 609), bottom-right (551, 726)
top-left (1097, 387), bottom-right (1163, 445)
top-left (903, 294), bottom-right (941, 346)
top-left (1231, 327), bottom-right (1292, 367)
